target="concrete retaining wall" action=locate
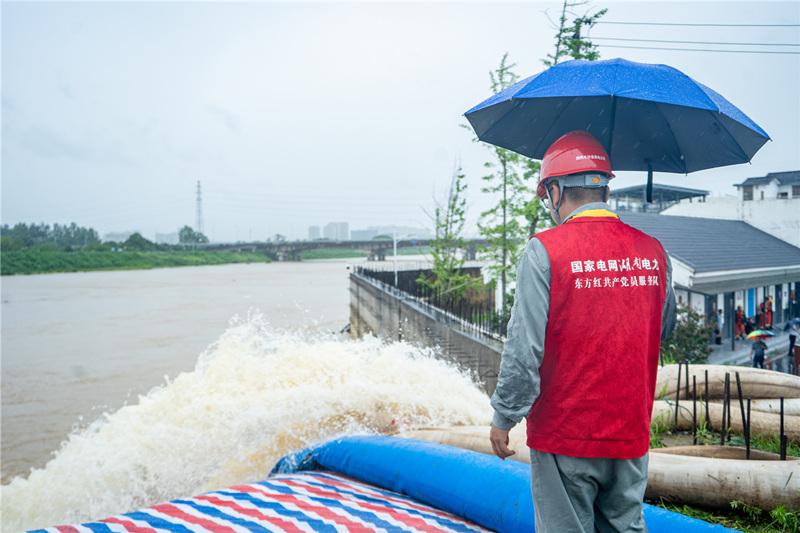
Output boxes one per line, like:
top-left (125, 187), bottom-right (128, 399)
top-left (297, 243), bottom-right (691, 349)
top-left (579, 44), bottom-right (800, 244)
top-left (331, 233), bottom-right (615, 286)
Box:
top-left (350, 271), bottom-right (503, 394)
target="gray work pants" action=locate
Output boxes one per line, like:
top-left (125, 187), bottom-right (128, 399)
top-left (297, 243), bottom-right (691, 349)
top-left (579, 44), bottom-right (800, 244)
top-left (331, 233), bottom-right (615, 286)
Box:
top-left (529, 449), bottom-right (648, 533)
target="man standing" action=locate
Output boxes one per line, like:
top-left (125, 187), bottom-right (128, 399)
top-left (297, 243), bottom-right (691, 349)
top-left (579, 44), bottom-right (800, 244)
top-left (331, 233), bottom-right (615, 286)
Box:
top-left (788, 320), bottom-right (799, 375)
top-left (736, 306), bottom-right (745, 340)
top-left (751, 338), bottom-right (767, 369)
top-left (488, 131), bottom-right (676, 533)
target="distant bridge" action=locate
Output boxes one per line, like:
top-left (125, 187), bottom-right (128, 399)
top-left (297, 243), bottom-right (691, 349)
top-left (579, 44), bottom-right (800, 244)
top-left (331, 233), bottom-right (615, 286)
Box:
top-left (202, 238), bottom-right (487, 261)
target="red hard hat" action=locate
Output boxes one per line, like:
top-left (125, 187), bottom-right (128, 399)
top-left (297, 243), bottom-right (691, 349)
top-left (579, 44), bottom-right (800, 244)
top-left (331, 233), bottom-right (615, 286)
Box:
top-left (536, 131), bottom-right (615, 199)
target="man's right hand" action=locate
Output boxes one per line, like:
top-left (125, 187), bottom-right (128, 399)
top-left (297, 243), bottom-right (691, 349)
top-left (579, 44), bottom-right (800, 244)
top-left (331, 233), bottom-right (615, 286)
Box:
top-left (489, 425), bottom-right (516, 460)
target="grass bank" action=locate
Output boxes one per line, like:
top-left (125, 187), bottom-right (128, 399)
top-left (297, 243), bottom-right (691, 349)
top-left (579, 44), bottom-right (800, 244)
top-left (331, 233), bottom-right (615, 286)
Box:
top-left (655, 501), bottom-right (798, 533)
top-left (300, 248), bottom-right (369, 260)
top-left (1, 250), bottom-right (271, 275)
top-left (397, 246), bottom-right (432, 256)
top-left (300, 246), bottom-right (432, 260)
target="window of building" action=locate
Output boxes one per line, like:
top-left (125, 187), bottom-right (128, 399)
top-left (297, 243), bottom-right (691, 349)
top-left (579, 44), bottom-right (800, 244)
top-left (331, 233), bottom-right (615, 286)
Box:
top-left (742, 185), bottom-right (753, 201)
top-left (778, 192), bottom-right (789, 199)
top-left (793, 185), bottom-right (800, 198)
top-left (760, 190), bottom-right (765, 200)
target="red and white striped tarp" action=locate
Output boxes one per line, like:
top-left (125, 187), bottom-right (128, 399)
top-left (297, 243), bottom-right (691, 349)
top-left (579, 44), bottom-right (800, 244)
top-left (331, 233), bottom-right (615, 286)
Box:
top-left (31, 471), bottom-right (491, 532)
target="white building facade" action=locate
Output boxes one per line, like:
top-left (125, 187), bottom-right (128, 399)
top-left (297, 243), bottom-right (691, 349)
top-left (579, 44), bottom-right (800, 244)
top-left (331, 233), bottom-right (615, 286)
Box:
top-left (663, 171), bottom-right (800, 247)
top-left (323, 222), bottom-right (349, 241)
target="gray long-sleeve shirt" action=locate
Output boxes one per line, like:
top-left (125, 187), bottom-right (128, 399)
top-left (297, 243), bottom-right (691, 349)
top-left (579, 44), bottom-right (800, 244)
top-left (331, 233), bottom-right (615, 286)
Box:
top-left (490, 202), bottom-right (677, 430)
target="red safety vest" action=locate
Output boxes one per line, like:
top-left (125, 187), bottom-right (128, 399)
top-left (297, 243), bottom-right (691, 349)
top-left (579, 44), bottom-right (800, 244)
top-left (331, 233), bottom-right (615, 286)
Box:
top-left (527, 209), bottom-right (667, 459)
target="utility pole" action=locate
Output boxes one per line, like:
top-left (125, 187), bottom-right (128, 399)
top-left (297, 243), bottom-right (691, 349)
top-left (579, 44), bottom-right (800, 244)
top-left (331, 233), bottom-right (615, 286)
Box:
top-left (195, 181), bottom-right (204, 235)
top-left (393, 230), bottom-right (399, 287)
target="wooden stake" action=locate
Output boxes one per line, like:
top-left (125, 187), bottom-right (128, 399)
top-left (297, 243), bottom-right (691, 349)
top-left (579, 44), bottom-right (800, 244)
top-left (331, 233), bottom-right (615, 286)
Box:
top-left (705, 369), bottom-right (711, 431)
top-left (746, 397), bottom-right (751, 460)
top-left (781, 397), bottom-right (786, 461)
top-left (692, 375), bottom-right (697, 445)
top-left (674, 361), bottom-right (682, 428)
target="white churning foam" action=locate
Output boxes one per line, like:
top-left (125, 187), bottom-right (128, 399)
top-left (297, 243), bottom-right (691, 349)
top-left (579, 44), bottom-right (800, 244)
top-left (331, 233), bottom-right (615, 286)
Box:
top-left (1, 313), bottom-right (491, 531)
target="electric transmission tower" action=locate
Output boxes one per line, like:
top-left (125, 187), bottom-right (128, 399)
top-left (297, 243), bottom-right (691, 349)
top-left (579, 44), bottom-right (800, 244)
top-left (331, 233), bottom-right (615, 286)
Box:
top-left (195, 180), bottom-right (204, 235)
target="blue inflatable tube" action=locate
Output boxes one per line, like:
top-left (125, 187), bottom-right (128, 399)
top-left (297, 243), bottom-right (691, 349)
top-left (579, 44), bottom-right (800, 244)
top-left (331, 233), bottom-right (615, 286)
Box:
top-left (273, 435), bottom-right (738, 533)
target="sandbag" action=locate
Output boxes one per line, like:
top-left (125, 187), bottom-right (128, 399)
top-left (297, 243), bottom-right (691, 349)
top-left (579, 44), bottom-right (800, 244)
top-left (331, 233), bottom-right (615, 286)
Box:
top-left (747, 398), bottom-right (800, 416)
top-left (651, 400), bottom-right (800, 442)
top-left (647, 449), bottom-right (799, 511)
top-left (400, 426), bottom-right (800, 511)
top-left (651, 445), bottom-right (780, 460)
top-left (656, 364), bottom-right (800, 400)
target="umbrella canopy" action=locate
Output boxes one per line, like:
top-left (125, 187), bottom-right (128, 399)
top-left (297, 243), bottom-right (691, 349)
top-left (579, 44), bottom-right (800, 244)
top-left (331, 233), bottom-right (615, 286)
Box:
top-left (784, 318), bottom-right (800, 331)
top-left (464, 58), bottom-right (770, 199)
top-left (747, 329), bottom-right (776, 340)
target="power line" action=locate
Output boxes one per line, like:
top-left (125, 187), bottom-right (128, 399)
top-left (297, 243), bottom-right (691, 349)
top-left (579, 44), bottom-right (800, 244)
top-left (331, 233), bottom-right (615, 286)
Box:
top-left (597, 44), bottom-right (800, 55)
top-left (593, 36), bottom-right (800, 47)
top-left (597, 21), bottom-right (800, 27)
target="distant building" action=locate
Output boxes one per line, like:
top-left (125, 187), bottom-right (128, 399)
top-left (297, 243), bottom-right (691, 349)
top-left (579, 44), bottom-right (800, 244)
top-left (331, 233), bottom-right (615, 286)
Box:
top-left (154, 232), bottom-right (179, 245)
top-left (662, 170), bottom-right (800, 247)
top-left (350, 225), bottom-right (432, 241)
top-left (610, 183), bottom-right (709, 213)
top-left (735, 170), bottom-right (800, 201)
top-left (621, 212), bottom-right (800, 338)
top-left (351, 229), bottom-right (378, 241)
top-left (102, 231), bottom-right (136, 243)
top-left (308, 225), bottom-right (321, 240)
top-left (323, 222), bottom-right (349, 241)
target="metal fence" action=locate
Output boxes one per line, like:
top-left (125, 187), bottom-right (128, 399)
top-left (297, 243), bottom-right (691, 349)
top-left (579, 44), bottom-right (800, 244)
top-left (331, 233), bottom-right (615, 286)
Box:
top-left (353, 264), bottom-right (509, 338)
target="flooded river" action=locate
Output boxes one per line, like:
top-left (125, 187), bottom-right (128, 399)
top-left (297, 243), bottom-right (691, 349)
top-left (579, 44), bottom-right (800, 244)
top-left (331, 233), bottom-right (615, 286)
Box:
top-left (1, 261), bottom-right (351, 482)
top-left (1, 258), bottom-right (491, 530)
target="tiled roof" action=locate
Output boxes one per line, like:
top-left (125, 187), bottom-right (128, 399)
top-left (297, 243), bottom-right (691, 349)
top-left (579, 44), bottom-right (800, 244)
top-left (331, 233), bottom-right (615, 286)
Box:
top-left (610, 183), bottom-right (709, 197)
top-left (735, 170), bottom-right (800, 187)
top-left (619, 212), bottom-right (800, 273)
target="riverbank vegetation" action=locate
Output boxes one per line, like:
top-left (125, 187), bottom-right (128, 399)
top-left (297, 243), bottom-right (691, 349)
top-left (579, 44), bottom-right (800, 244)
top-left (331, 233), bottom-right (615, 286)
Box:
top-left (1, 222), bottom-right (270, 275)
top-left (1, 249), bottom-right (271, 275)
top-left (301, 248), bottom-right (368, 260)
top-left (301, 246), bottom-right (432, 260)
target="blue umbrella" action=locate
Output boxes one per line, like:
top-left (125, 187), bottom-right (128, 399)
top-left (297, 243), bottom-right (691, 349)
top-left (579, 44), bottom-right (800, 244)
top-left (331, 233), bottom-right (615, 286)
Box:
top-left (784, 318), bottom-right (800, 331)
top-left (464, 58), bottom-right (770, 200)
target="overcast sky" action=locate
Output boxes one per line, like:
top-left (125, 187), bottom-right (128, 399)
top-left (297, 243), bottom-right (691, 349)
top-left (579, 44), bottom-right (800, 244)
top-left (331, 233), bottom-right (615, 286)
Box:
top-left (3, 1), bottom-right (799, 241)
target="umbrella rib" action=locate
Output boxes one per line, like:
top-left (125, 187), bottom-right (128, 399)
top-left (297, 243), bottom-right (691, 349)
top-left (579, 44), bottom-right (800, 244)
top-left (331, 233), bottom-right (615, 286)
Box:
top-left (607, 95), bottom-right (618, 156)
top-left (708, 109), bottom-right (752, 164)
top-left (606, 62), bottom-right (622, 155)
top-left (656, 102), bottom-right (689, 174)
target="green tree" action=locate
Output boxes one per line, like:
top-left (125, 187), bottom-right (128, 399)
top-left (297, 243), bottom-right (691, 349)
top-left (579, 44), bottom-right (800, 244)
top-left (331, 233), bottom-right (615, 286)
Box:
top-left (418, 163), bottom-right (482, 301)
top-left (476, 2), bottom-right (606, 317)
top-left (476, 55), bottom-right (551, 317)
top-left (0, 235), bottom-right (22, 252)
top-left (124, 232), bottom-right (156, 251)
top-left (0, 222), bottom-right (100, 249)
top-left (544, 1), bottom-right (607, 67)
top-left (660, 305), bottom-right (713, 364)
top-left (477, 54), bottom-right (524, 313)
top-left (178, 225), bottom-right (209, 244)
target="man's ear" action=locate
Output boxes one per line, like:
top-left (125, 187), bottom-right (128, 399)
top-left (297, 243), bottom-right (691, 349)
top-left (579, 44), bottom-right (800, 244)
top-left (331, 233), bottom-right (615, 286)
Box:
top-left (549, 183), bottom-right (560, 204)
top-left (603, 186), bottom-right (610, 202)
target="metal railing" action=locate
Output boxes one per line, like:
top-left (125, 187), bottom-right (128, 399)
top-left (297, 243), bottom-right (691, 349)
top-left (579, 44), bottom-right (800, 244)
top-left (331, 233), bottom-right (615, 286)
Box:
top-left (353, 264), bottom-right (509, 339)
